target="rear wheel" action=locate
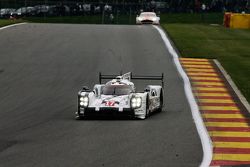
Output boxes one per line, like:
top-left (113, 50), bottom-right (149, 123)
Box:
top-left (75, 110), bottom-right (85, 120)
top-left (158, 89), bottom-right (163, 112)
top-left (145, 95), bottom-right (150, 118)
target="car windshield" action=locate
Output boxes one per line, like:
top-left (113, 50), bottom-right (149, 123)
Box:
top-left (102, 85), bottom-right (133, 95)
top-left (140, 13), bottom-right (156, 17)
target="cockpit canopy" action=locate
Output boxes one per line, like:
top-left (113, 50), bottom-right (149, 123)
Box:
top-left (102, 85), bottom-right (134, 96)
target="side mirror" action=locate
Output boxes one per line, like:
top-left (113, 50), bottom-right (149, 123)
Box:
top-left (82, 86), bottom-right (90, 92)
top-left (144, 88), bottom-right (150, 92)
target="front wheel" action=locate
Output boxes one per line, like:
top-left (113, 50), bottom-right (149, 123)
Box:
top-left (75, 110), bottom-right (85, 120)
top-left (136, 96), bottom-right (149, 120)
top-left (75, 115), bottom-right (85, 120)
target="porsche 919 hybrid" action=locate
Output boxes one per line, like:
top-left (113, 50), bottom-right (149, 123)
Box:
top-left (76, 72), bottom-right (164, 119)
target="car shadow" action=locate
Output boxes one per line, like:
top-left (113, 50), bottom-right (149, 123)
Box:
top-left (75, 109), bottom-right (164, 121)
top-left (76, 115), bottom-right (137, 121)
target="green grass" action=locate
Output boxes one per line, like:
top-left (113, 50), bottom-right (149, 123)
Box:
top-left (0, 19), bottom-right (23, 27)
top-left (160, 13), bottom-right (223, 24)
top-left (162, 24), bottom-right (250, 102)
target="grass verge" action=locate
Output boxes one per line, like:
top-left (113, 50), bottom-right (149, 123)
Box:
top-left (160, 13), bottom-right (223, 24)
top-left (162, 24), bottom-right (250, 103)
top-left (0, 19), bottom-right (23, 27)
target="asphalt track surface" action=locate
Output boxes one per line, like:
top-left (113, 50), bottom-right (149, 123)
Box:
top-left (0, 23), bottom-right (202, 167)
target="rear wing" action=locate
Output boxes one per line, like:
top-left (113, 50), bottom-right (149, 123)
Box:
top-left (99, 72), bottom-right (164, 88)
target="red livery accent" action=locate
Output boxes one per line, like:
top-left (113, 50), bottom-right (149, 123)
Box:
top-left (105, 101), bottom-right (115, 106)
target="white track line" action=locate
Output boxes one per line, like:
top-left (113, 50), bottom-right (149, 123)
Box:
top-left (214, 59), bottom-right (250, 113)
top-left (0, 22), bottom-right (27, 30)
top-left (153, 25), bottom-right (213, 167)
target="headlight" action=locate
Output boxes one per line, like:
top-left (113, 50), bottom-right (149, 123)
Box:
top-left (131, 97), bottom-right (142, 109)
top-left (138, 17), bottom-right (142, 21)
top-left (152, 18), bottom-right (157, 21)
top-left (79, 96), bottom-right (89, 107)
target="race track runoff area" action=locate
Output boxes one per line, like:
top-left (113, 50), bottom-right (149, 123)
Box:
top-left (180, 58), bottom-right (250, 166)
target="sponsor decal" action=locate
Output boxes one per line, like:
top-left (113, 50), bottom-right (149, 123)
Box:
top-left (105, 101), bottom-right (115, 106)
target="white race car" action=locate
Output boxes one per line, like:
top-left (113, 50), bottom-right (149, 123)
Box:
top-left (136, 12), bottom-right (160, 25)
top-left (76, 72), bottom-right (164, 120)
